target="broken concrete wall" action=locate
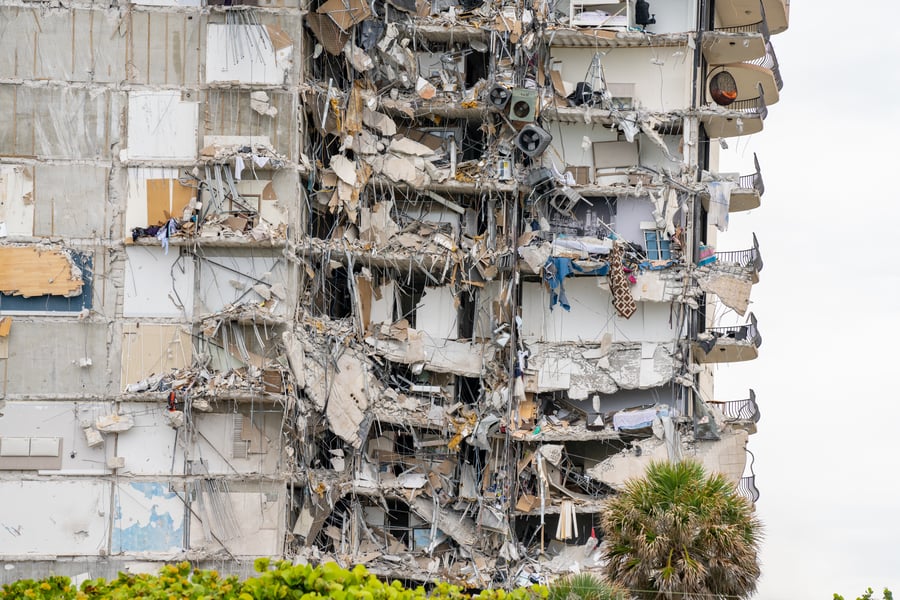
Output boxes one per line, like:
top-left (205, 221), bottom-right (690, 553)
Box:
top-left (550, 47), bottom-right (692, 113)
top-left (120, 323), bottom-right (192, 392)
top-left (0, 480), bottom-right (111, 555)
top-left (0, 7), bottom-right (127, 82)
top-left (0, 165), bottom-right (34, 238)
top-left (588, 428), bottom-right (749, 489)
top-left (128, 10), bottom-right (204, 84)
top-left (189, 483), bottom-right (286, 557)
top-left (124, 246), bottom-right (195, 318)
top-left (0, 86), bottom-right (123, 159)
top-left (112, 482), bottom-right (185, 554)
top-left (32, 165), bottom-right (110, 238)
top-left (4, 321), bottom-right (111, 397)
top-left (0, 401), bottom-right (111, 472)
top-left (127, 91), bottom-right (199, 161)
top-left (520, 279), bottom-right (681, 343)
top-left (196, 249), bottom-right (290, 316)
top-left (202, 90), bottom-right (297, 159)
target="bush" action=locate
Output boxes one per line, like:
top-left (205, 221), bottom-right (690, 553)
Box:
top-left (0, 560), bottom-right (551, 600)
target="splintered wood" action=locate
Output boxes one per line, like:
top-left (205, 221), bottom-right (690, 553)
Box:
top-left (0, 247), bottom-right (83, 298)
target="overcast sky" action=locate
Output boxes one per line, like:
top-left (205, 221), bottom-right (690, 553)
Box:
top-left (713, 1), bottom-right (900, 597)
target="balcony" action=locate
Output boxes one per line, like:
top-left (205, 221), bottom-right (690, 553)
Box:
top-left (709, 390), bottom-right (760, 434)
top-left (715, 0), bottom-right (789, 35)
top-left (714, 232), bottom-right (763, 282)
top-left (700, 83), bottom-right (767, 138)
top-left (713, 390), bottom-right (761, 423)
top-left (738, 449), bottom-right (760, 503)
top-left (703, 153), bottom-right (765, 213)
top-left (692, 312), bottom-right (762, 363)
top-left (706, 3), bottom-right (783, 109)
top-left (702, 28), bottom-right (767, 66)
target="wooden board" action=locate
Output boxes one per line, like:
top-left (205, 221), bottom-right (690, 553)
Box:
top-left (146, 179), bottom-right (194, 225)
top-left (0, 247), bottom-right (83, 298)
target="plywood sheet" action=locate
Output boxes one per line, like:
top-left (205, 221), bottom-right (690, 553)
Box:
top-left (0, 247), bottom-right (82, 298)
top-left (146, 178), bottom-right (194, 225)
top-left (120, 323), bottom-right (193, 391)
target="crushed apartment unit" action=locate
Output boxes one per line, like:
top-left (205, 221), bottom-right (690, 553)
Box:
top-left (0, 0), bottom-right (783, 586)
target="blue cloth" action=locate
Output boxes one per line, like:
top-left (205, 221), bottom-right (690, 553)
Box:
top-left (638, 259), bottom-right (676, 272)
top-left (544, 257), bottom-right (574, 311)
top-left (156, 218), bottom-right (178, 254)
top-left (543, 258), bottom-right (610, 311)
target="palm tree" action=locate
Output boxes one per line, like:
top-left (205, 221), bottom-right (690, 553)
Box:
top-left (600, 460), bottom-right (762, 600)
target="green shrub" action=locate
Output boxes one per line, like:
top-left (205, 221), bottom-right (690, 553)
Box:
top-left (1, 560), bottom-right (551, 600)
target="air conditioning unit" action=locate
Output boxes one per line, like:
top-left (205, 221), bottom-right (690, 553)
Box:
top-left (509, 88), bottom-right (537, 123)
top-left (487, 85), bottom-right (512, 110)
top-left (515, 124), bottom-right (552, 157)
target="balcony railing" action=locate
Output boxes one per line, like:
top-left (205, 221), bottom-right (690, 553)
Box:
top-left (738, 153), bottom-right (765, 197)
top-left (728, 83), bottom-right (768, 121)
top-left (750, 38), bottom-right (783, 91)
top-left (738, 449), bottom-right (760, 503)
top-left (706, 312), bottom-right (763, 348)
top-left (715, 233), bottom-right (764, 274)
top-left (710, 389), bottom-right (761, 423)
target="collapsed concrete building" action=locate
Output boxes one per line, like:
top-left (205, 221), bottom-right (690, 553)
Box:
top-left (0, 0), bottom-right (783, 587)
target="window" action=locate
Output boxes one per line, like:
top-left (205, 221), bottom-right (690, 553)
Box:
top-left (644, 230), bottom-right (671, 260)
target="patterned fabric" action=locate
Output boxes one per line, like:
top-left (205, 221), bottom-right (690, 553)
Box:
top-left (609, 243), bottom-right (637, 319)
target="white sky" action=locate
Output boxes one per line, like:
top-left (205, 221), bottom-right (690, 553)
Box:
top-left (714, 1), bottom-right (900, 597)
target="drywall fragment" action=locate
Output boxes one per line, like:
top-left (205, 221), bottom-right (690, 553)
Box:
top-left (388, 137), bottom-right (436, 157)
top-left (365, 332), bottom-right (494, 377)
top-left (362, 108), bottom-right (397, 136)
top-left (270, 283), bottom-right (287, 300)
top-left (379, 156), bottom-right (417, 183)
top-left (410, 497), bottom-right (477, 548)
top-left (348, 130), bottom-right (380, 155)
top-left (95, 413), bottom-right (135, 433)
top-left (164, 411), bottom-right (184, 428)
top-left (107, 457), bottom-right (126, 469)
top-left (359, 201), bottom-right (399, 246)
top-left (253, 284), bottom-right (273, 301)
top-left (83, 427), bottom-right (103, 448)
top-left (416, 77), bottom-right (436, 99)
top-left (698, 274), bottom-right (752, 315)
top-left (330, 155), bottom-right (358, 186)
top-left (293, 496), bottom-right (333, 543)
top-left (306, 13), bottom-right (349, 56)
top-left (0, 247), bottom-right (83, 298)
top-left (318, 0), bottom-right (371, 31)
top-left (250, 92), bottom-right (278, 117)
top-left (0, 165), bottom-right (35, 237)
top-left (344, 41), bottom-right (374, 72)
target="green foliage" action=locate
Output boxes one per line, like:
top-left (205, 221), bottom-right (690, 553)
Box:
top-left (600, 460), bottom-right (762, 600)
top-left (834, 587), bottom-right (894, 600)
top-left (547, 573), bottom-right (627, 600)
top-left (0, 561), bottom-right (550, 600)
